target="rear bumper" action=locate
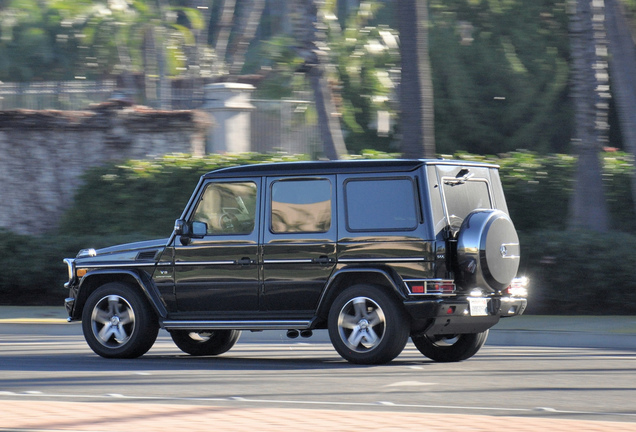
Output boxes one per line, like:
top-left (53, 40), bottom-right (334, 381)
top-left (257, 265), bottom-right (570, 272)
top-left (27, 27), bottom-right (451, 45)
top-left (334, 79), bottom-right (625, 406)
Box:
top-left (404, 296), bottom-right (527, 336)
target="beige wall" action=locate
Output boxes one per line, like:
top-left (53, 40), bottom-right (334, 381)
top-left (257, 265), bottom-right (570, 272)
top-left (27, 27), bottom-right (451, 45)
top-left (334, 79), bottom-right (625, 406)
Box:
top-left (0, 103), bottom-right (211, 234)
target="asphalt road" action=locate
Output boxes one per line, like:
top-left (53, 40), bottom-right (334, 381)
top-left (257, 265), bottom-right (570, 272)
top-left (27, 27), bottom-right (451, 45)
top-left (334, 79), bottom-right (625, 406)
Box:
top-left (1, 322), bottom-right (635, 426)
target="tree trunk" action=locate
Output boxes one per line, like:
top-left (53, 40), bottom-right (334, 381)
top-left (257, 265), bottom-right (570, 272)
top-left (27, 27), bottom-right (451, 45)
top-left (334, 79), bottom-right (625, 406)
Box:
top-left (308, 60), bottom-right (347, 160)
top-left (605, 0), bottom-right (636, 218)
top-left (398, 0), bottom-right (435, 159)
top-left (229, 0), bottom-right (267, 76)
top-left (292, 0), bottom-right (347, 160)
top-left (214, 0), bottom-right (237, 74)
top-left (568, 0), bottom-right (609, 232)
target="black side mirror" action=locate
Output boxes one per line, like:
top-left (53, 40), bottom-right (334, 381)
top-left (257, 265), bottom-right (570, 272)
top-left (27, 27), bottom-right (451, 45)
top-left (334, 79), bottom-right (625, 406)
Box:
top-left (175, 219), bottom-right (207, 244)
top-left (174, 219), bottom-right (188, 236)
top-left (191, 221), bottom-right (207, 237)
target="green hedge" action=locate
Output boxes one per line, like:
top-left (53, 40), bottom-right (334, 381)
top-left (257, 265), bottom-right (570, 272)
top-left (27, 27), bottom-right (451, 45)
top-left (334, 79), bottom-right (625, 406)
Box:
top-left (58, 153), bottom-right (310, 237)
top-left (59, 150), bottom-right (636, 236)
top-left (519, 230), bottom-right (636, 315)
top-left (0, 231), bottom-right (151, 306)
top-left (454, 151), bottom-right (636, 233)
top-left (3, 151), bottom-right (636, 314)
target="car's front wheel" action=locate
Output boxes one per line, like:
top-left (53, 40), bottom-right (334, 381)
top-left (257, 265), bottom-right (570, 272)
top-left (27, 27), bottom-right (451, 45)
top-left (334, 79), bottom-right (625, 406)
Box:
top-left (81, 282), bottom-right (159, 359)
top-left (328, 285), bottom-right (409, 365)
top-left (170, 330), bottom-right (241, 356)
top-left (411, 330), bottom-right (489, 362)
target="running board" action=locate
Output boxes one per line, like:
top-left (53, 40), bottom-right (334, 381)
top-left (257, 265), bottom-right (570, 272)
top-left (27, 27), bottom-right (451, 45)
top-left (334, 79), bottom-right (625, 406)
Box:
top-left (162, 320), bottom-right (313, 331)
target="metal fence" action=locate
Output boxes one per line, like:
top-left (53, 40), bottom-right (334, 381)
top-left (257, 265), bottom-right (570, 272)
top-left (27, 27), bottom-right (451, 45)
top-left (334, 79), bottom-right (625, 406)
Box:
top-left (0, 81), bottom-right (320, 155)
top-left (251, 98), bottom-right (320, 155)
top-left (0, 80), bottom-right (116, 110)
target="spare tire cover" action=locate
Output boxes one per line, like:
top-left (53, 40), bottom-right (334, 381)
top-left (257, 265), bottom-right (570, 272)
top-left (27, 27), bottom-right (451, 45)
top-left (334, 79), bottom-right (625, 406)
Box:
top-left (456, 209), bottom-right (520, 292)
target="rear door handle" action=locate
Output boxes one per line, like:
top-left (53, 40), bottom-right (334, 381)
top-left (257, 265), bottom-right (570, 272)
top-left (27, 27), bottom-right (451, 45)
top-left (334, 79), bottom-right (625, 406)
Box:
top-left (237, 257), bottom-right (255, 266)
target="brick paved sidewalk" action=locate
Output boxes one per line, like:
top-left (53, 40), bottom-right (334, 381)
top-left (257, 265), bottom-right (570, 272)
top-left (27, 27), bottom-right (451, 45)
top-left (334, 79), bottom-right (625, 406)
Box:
top-left (1, 400), bottom-right (635, 432)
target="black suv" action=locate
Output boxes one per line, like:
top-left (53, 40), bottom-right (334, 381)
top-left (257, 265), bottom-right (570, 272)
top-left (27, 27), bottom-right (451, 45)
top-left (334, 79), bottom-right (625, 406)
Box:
top-left (63, 159), bottom-right (527, 364)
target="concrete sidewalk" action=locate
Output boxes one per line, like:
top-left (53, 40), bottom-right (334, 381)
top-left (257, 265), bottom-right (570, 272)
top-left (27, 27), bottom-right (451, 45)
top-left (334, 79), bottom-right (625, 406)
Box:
top-left (489, 314), bottom-right (636, 350)
top-left (2, 399), bottom-right (636, 432)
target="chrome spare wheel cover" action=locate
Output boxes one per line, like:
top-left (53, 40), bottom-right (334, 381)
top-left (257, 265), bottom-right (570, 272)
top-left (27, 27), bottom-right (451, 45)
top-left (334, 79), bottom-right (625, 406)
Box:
top-left (337, 296), bottom-right (386, 352)
top-left (457, 209), bottom-right (520, 291)
top-left (90, 295), bottom-right (136, 348)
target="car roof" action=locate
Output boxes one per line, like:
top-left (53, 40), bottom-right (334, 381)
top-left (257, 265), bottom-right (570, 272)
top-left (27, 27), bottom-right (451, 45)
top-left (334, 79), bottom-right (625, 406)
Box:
top-left (201, 159), bottom-right (498, 179)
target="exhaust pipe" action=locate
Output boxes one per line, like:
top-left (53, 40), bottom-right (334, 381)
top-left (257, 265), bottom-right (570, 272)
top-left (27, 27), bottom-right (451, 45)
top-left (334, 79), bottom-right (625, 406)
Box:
top-left (286, 329), bottom-right (300, 339)
top-left (300, 329), bottom-right (313, 338)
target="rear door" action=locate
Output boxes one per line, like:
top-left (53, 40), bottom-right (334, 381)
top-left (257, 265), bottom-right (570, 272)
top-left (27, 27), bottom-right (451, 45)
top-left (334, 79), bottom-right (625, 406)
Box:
top-left (261, 176), bottom-right (337, 314)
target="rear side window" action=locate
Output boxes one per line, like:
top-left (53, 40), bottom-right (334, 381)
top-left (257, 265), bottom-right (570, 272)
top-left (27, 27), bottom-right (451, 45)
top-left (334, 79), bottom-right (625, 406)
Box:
top-left (271, 179), bottom-right (332, 233)
top-left (345, 178), bottom-right (419, 231)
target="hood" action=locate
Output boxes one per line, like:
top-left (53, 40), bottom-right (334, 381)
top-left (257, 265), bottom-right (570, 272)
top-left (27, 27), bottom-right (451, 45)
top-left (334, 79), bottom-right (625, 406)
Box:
top-left (75, 238), bottom-right (170, 264)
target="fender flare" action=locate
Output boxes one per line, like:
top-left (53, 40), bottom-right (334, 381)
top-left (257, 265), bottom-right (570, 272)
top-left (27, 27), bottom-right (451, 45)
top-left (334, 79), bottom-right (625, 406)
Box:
top-left (315, 267), bottom-right (406, 319)
top-left (75, 268), bottom-right (168, 320)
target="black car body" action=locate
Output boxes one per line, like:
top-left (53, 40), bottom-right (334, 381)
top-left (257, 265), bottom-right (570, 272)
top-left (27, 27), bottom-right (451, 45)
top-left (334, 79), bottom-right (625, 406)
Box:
top-left (64, 159), bottom-right (527, 364)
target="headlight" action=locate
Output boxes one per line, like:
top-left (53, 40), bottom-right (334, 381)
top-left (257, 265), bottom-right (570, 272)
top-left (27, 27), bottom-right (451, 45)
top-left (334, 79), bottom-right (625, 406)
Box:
top-left (77, 248), bottom-right (97, 258)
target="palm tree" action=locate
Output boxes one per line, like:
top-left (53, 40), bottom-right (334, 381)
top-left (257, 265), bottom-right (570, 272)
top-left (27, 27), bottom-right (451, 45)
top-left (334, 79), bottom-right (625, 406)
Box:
top-left (398, 0), bottom-right (435, 158)
top-left (605, 0), bottom-right (636, 219)
top-left (567, 0), bottom-right (609, 232)
top-left (290, 0), bottom-right (348, 160)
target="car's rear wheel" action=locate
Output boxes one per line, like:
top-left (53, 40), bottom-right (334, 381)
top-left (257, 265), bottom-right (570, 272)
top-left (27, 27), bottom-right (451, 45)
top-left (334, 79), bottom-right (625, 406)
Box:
top-left (170, 330), bottom-right (241, 356)
top-left (81, 282), bottom-right (159, 359)
top-left (411, 330), bottom-right (489, 362)
top-left (328, 285), bottom-right (409, 365)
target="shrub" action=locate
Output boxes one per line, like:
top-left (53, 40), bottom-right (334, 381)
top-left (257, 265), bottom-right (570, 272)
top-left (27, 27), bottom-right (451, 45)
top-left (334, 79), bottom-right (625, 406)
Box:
top-left (4, 151), bottom-right (636, 313)
top-left (455, 151), bottom-right (636, 233)
top-left (58, 153), bottom-right (309, 237)
top-left (0, 231), bottom-right (151, 306)
top-left (520, 230), bottom-right (636, 315)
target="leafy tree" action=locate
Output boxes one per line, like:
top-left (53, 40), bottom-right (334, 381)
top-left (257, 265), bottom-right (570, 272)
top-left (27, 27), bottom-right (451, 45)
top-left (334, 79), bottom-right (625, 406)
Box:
top-left (328, 1), bottom-right (400, 154)
top-left (428, 0), bottom-right (571, 155)
top-left (0, 0), bottom-right (88, 81)
top-left (256, 1), bottom-right (402, 155)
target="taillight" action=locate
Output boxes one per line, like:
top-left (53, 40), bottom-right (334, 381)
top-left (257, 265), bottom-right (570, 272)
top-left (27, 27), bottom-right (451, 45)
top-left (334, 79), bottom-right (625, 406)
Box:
top-left (505, 276), bottom-right (529, 297)
top-left (406, 280), bottom-right (456, 295)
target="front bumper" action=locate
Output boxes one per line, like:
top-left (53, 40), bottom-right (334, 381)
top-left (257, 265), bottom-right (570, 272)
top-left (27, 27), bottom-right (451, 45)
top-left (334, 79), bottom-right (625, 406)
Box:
top-left (404, 296), bottom-right (528, 336)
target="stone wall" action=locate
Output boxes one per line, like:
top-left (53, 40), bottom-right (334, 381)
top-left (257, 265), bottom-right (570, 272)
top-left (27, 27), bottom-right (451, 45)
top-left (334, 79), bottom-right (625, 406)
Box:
top-left (0, 102), bottom-right (211, 234)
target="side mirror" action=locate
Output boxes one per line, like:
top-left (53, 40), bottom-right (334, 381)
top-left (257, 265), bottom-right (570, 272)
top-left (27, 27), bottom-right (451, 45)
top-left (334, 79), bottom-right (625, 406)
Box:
top-left (174, 219), bottom-right (187, 236)
top-left (175, 219), bottom-right (207, 238)
top-left (191, 221), bottom-right (207, 237)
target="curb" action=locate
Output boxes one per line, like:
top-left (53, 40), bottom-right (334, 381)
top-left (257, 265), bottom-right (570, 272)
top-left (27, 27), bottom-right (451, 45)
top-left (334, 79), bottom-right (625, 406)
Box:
top-left (1, 307), bottom-right (635, 350)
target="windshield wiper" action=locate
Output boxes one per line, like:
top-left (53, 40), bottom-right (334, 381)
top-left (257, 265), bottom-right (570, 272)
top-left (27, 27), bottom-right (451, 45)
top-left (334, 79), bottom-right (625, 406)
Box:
top-left (444, 169), bottom-right (474, 186)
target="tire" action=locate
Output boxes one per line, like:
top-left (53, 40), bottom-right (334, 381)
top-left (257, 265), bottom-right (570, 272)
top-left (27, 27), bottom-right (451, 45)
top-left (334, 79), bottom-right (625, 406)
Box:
top-left (328, 285), bottom-right (409, 365)
top-left (411, 330), bottom-right (489, 362)
top-left (170, 330), bottom-right (241, 356)
top-left (81, 282), bottom-right (159, 359)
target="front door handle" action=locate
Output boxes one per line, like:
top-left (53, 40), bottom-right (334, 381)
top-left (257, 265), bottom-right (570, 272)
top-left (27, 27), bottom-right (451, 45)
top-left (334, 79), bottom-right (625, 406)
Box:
top-left (237, 257), bottom-right (255, 266)
top-left (313, 256), bottom-right (335, 265)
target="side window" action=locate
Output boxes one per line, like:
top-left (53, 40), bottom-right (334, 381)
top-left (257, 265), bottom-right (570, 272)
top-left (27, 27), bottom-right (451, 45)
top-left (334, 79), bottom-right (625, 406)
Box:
top-left (345, 178), bottom-right (419, 231)
top-left (192, 182), bottom-right (257, 235)
top-left (271, 179), bottom-right (331, 233)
